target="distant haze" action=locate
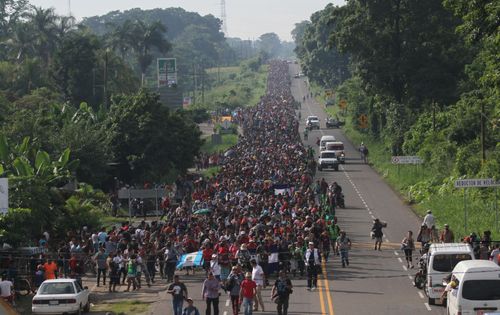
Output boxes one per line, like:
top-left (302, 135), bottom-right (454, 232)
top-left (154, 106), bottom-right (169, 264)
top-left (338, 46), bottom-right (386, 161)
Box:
top-left (28, 0), bottom-right (345, 41)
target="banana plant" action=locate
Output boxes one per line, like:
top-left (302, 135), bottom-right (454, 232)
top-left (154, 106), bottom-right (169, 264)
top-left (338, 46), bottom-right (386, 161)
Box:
top-left (0, 134), bottom-right (79, 183)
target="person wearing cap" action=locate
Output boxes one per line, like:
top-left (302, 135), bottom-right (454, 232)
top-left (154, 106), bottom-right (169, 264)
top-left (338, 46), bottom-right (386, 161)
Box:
top-left (182, 297), bottom-right (200, 315)
top-left (226, 265), bottom-right (243, 315)
top-left (304, 241), bottom-right (321, 291)
top-left (422, 210), bottom-right (437, 241)
top-left (439, 224), bottom-right (455, 243)
top-left (240, 272), bottom-right (257, 315)
top-left (237, 244), bottom-right (251, 272)
top-left (250, 259), bottom-right (265, 312)
top-left (210, 254), bottom-right (221, 281)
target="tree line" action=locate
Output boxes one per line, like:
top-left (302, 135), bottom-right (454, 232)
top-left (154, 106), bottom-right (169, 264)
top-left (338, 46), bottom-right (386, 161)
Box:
top-left (293, 0), bottom-right (499, 182)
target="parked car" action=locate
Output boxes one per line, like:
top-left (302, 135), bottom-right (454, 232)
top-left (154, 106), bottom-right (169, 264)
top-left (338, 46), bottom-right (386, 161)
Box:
top-left (318, 150), bottom-right (340, 171)
top-left (325, 117), bottom-right (345, 128)
top-left (306, 116), bottom-right (320, 129)
top-left (425, 243), bottom-right (474, 305)
top-left (32, 279), bottom-right (90, 314)
top-left (447, 260), bottom-right (500, 315)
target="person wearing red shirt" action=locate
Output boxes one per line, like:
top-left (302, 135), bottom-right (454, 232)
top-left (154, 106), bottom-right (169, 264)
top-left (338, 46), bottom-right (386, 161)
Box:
top-left (202, 246), bottom-right (213, 274)
top-left (239, 272), bottom-right (256, 315)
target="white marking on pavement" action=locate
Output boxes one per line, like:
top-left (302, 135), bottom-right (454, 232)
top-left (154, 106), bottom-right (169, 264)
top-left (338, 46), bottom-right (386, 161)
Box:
top-left (408, 275), bottom-right (413, 281)
top-left (226, 299), bottom-right (230, 307)
top-left (418, 292), bottom-right (425, 299)
top-left (424, 303), bottom-right (432, 311)
top-left (223, 312), bottom-right (228, 315)
top-left (394, 251), bottom-right (399, 256)
top-left (398, 257), bottom-right (403, 263)
top-left (403, 265), bottom-right (408, 271)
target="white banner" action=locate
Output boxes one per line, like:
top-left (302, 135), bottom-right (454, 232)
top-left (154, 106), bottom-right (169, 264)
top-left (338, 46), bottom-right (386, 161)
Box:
top-left (454, 178), bottom-right (500, 188)
top-left (391, 156), bottom-right (423, 164)
top-left (0, 178), bottom-right (8, 214)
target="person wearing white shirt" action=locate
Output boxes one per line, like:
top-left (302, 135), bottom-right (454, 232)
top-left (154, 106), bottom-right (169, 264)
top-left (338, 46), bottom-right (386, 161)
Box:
top-left (0, 275), bottom-right (14, 304)
top-left (490, 244), bottom-right (500, 265)
top-left (423, 210), bottom-right (435, 230)
top-left (251, 259), bottom-right (265, 312)
top-left (210, 254), bottom-right (221, 280)
top-left (304, 242), bottom-right (321, 291)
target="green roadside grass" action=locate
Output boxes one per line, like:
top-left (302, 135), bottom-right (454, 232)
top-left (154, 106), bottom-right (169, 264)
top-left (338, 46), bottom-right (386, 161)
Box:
top-left (343, 119), bottom-right (498, 239)
top-left (309, 84), bottom-right (499, 239)
top-left (91, 300), bottom-right (150, 315)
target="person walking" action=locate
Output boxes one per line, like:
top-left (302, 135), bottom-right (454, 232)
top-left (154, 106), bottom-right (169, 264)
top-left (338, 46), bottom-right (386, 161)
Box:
top-left (250, 259), bottom-right (265, 312)
top-left (240, 272), bottom-right (257, 315)
top-left (335, 231), bottom-right (351, 268)
top-left (371, 219), bottom-right (387, 251)
top-left (226, 266), bottom-right (243, 315)
top-left (401, 230), bottom-right (416, 268)
top-left (165, 243), bottom-right (179, 283)
top-left (167, 275), bottom-right (188, 315)
top-left (202, 272), bottom-right (221, 315)
top-left (182, 298), bottom-right (201, 315)
top-left (272, 271), bottom-right (293, 315)
top-left (124, 254), bottom-right (138, 292)
top-left (94, 247), bottom-right (108, 287)
top-left (107, 254), bottom-right (120, 293)
top-left (304, 242), bottom-right (320, 291)
top-left (439, 224), bottom-right (455, 243)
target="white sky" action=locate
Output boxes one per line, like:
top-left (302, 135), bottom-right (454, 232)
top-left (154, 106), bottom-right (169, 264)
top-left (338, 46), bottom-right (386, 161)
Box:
top-left (28, 0), bottom-right (345, 41)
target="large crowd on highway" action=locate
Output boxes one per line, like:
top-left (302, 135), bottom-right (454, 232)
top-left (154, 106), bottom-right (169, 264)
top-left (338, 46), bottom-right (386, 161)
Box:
top-left (4, 60), bottom-right (499, 315)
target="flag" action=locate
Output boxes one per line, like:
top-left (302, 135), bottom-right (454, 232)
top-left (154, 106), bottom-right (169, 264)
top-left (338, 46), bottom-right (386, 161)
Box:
top-left (176, 251), bottom-right (204, 269)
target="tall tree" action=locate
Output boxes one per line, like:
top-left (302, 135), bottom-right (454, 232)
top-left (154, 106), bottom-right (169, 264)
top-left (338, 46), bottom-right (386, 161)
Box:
top-left (258, 33), bottom-right (281, 58)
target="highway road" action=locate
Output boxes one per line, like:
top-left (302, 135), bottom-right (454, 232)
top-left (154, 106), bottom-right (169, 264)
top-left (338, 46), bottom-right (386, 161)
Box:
top-left (289, 64), bottom-right (446, 315)
top-left (153, 65), bottom-right (446, 315)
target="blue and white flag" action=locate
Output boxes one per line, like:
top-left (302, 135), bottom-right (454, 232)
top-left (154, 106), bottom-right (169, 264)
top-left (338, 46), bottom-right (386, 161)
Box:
top-left (176, 251), bottom-right (203, 269)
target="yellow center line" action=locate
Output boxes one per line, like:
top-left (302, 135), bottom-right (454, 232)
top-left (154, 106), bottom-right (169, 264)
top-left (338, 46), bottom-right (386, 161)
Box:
top-left (318, 273), bottom-right (327, 315)
top-left (322, 260), bottom-right (335, 315)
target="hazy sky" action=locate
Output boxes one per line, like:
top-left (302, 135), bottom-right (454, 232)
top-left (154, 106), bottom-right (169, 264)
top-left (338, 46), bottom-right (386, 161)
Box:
top-left (28, 0), bottom-right (345, 41)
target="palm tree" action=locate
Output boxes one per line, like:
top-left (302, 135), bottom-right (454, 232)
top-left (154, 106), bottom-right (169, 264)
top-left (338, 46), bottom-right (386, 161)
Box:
top-left (28, 6), bottom-right (58, 66)
top-left (106, 20), bottom-right (134, 60)
top-left (128, 20), bottom-right (171, 86)
top-left (4, 22), bottom-right (35, 61)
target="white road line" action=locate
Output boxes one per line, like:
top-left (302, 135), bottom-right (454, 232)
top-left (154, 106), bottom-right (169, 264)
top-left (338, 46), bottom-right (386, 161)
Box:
top-left (403, 265), bottom-right (408, 271)
top-left (418, 292), bottom-right (425, 299)
top-left (226, 299), bottom-right (230, 307)
top-left (394, 251), bottom-right (399, 256)
top-left (371, 215), bottom-right (376, 219)
top-left (398, 257), bottom-right (403, 263)
top-left (223, 312), bottom-right (228, 315)
top-left (408, 275), bottom-right (413, 281)
top-left (424, 303), bottom-right (432, 311)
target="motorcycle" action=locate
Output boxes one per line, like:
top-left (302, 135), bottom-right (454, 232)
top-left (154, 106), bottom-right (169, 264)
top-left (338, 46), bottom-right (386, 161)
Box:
top-left (335, 193), bottom-right (345, 208)
top-left (414, 253), bottom-right (427, 289)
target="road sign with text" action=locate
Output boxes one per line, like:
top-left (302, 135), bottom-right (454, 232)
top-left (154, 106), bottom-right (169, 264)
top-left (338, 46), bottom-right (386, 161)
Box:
top-left (454, 178), bottom-right (500, 188)
top-left (391, 156), bottom-right (423, 164)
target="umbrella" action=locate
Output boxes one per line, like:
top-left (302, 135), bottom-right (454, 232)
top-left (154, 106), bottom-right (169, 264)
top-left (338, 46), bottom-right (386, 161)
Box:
top-left (193, 208), bottom-right (212, 215)
top-left (224, 149), bottom-right (235, 157)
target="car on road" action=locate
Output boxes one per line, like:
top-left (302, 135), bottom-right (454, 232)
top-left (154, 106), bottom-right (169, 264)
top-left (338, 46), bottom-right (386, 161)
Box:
top-left (425, 243), bottom-right (474, 306)
top-left (318, 150), bottom-right (339, 171)
top-left (325, 117), bottom-right (344, 128)
top-left (306, 116), bottom-right (320, 129)
top-left (32, 279), bottom-right (90, 314)
top-left (325, 141), bottom-right (346, 164)
top-left (447, 260), bottom-right (500, 315)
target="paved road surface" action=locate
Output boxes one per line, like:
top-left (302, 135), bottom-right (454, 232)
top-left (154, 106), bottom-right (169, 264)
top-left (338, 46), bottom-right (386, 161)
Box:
top-left (147, 64), bottom-right (447, 315)
top-left (290, 63), bottom-right (445, 315)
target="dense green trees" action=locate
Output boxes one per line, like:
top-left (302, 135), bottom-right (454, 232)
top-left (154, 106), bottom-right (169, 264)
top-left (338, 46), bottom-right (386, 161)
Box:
top-left (295, 0), bottom-right (499, 191)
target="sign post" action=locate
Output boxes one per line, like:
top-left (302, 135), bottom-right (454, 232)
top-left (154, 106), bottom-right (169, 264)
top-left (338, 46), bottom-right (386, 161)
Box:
top-left (0, 178), bottom-right (8, 214)
top-left (391, 156), bottom-right (423, 179)
top-left (454, 178), bottom-right (500, 234)
top-left (157, 58), bottom-right (177, 87)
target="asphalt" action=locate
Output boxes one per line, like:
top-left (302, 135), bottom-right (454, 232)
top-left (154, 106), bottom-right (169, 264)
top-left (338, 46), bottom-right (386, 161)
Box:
top-left (289, 63), bottom-right (445, 315)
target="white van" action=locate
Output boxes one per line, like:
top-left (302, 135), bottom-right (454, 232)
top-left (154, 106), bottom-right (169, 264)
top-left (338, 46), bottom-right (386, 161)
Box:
top-left (325, 141), bottom-right (345, 163)
top-left (319, 135), bottom-right (336, 152)
top-left (426, 243), bottom-right (475, 305)
top-left (447, 260), bottom-right (500, 315)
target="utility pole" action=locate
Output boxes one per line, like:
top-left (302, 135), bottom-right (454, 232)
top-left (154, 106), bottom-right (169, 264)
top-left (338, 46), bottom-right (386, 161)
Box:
top-left (201, 68), bottom-right (205, 105)
top-left (480, 102), bottom-right (486, 164)
top-left (192, 64), bottom-right (197, 105)
top-left (103, 48), bottom-right (109, 109)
